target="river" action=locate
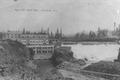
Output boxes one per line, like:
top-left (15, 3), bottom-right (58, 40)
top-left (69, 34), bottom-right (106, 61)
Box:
top-left (62, 43), bottom-right (120, 62)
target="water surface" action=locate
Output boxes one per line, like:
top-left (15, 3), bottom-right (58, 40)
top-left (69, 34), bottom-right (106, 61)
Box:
top-left (62, 43), bottom-right (120, 62)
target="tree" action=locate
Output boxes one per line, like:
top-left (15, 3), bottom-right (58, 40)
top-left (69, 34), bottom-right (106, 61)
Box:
top-left (75, 33), bottom-right (80, 39)
top-left (97, 29), bottom-right (108, 39)
top-left (89, 31), bottom-right (96, 40)
top-left (79, 32), bottom-right (89, 40)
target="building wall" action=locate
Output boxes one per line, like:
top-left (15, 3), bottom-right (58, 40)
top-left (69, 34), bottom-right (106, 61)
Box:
top-left (28, 44), bottom-right (54, 54)
top-left (20, 34), bottom-right (48, 39)
top-left (3, 31), bottom-right (21, 40)
top-left (19, 39), bottom-right (49, 45)
top-left (2, 31), bottom-right (54, 59)
top-left (3, 31), bottom-right (49, 45)
top-left (28, 44), bottom-right (54, 59)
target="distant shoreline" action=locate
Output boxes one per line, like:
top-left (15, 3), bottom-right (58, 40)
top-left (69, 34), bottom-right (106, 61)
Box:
top-left (62, 41), bottom-right (119, 45)
top-left (78, 42), bottom-right (118, 45)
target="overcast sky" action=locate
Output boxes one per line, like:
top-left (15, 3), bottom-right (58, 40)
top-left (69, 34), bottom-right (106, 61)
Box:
top-left (0, 0), bottom-right (120, 34)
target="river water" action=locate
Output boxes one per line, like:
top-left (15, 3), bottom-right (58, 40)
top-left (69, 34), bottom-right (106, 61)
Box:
top-left (62, 43), bottom-right (120, 62)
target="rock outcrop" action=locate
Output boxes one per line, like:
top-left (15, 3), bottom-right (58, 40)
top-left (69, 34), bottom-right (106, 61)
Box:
top-left (50, 47), bottom-right (86, 67)
top-left (50, 47), bottom-right (73, 66)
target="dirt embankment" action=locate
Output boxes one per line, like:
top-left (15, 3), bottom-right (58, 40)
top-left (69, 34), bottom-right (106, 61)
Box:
top-left (84, 61), bottom-right (120, 80)
top-left (0, 40), bottom-right (39, 80)
top-left (84, 61), bottom-right (120, 75)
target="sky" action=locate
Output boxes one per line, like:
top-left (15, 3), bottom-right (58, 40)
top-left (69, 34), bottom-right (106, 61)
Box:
top-left (0, 0), bottom-right (120, 35)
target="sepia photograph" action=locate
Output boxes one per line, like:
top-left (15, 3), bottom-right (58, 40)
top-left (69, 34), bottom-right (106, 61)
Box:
top-left (0, 0), bottom-right (120, 80)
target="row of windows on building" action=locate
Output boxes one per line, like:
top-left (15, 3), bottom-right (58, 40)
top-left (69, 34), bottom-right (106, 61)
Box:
top-left (20, 35), bottom-right (48, 39)
top-left (4, 34), bottom-right (48, 39)
top-left (33, 50), bottom-right (53, 54)
top-left (20, 40), bottom-right (48, 44)
top-left (29, 45), bottom-right (54, 54)
top-left (32, 46), bottom-right (54, 50)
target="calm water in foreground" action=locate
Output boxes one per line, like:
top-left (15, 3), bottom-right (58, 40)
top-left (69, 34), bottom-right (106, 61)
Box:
top-left (62, 43), bottom-right (120, 62)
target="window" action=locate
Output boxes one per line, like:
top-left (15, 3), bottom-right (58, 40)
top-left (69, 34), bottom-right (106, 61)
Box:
top-left (39, 47), bottom-right (41, 49)
top-left (39, 51), bottom-right (41, 53)
top-left (48, 51), bottom-right (52, 53)
top-left (42, 51), bottom-right (47, 53)
top-left (32, 47), bottom-right (35, 49)
top-left (33, 51), bottom-right (35, 53)
top-left (42, 47), bottom-right (45, 49)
